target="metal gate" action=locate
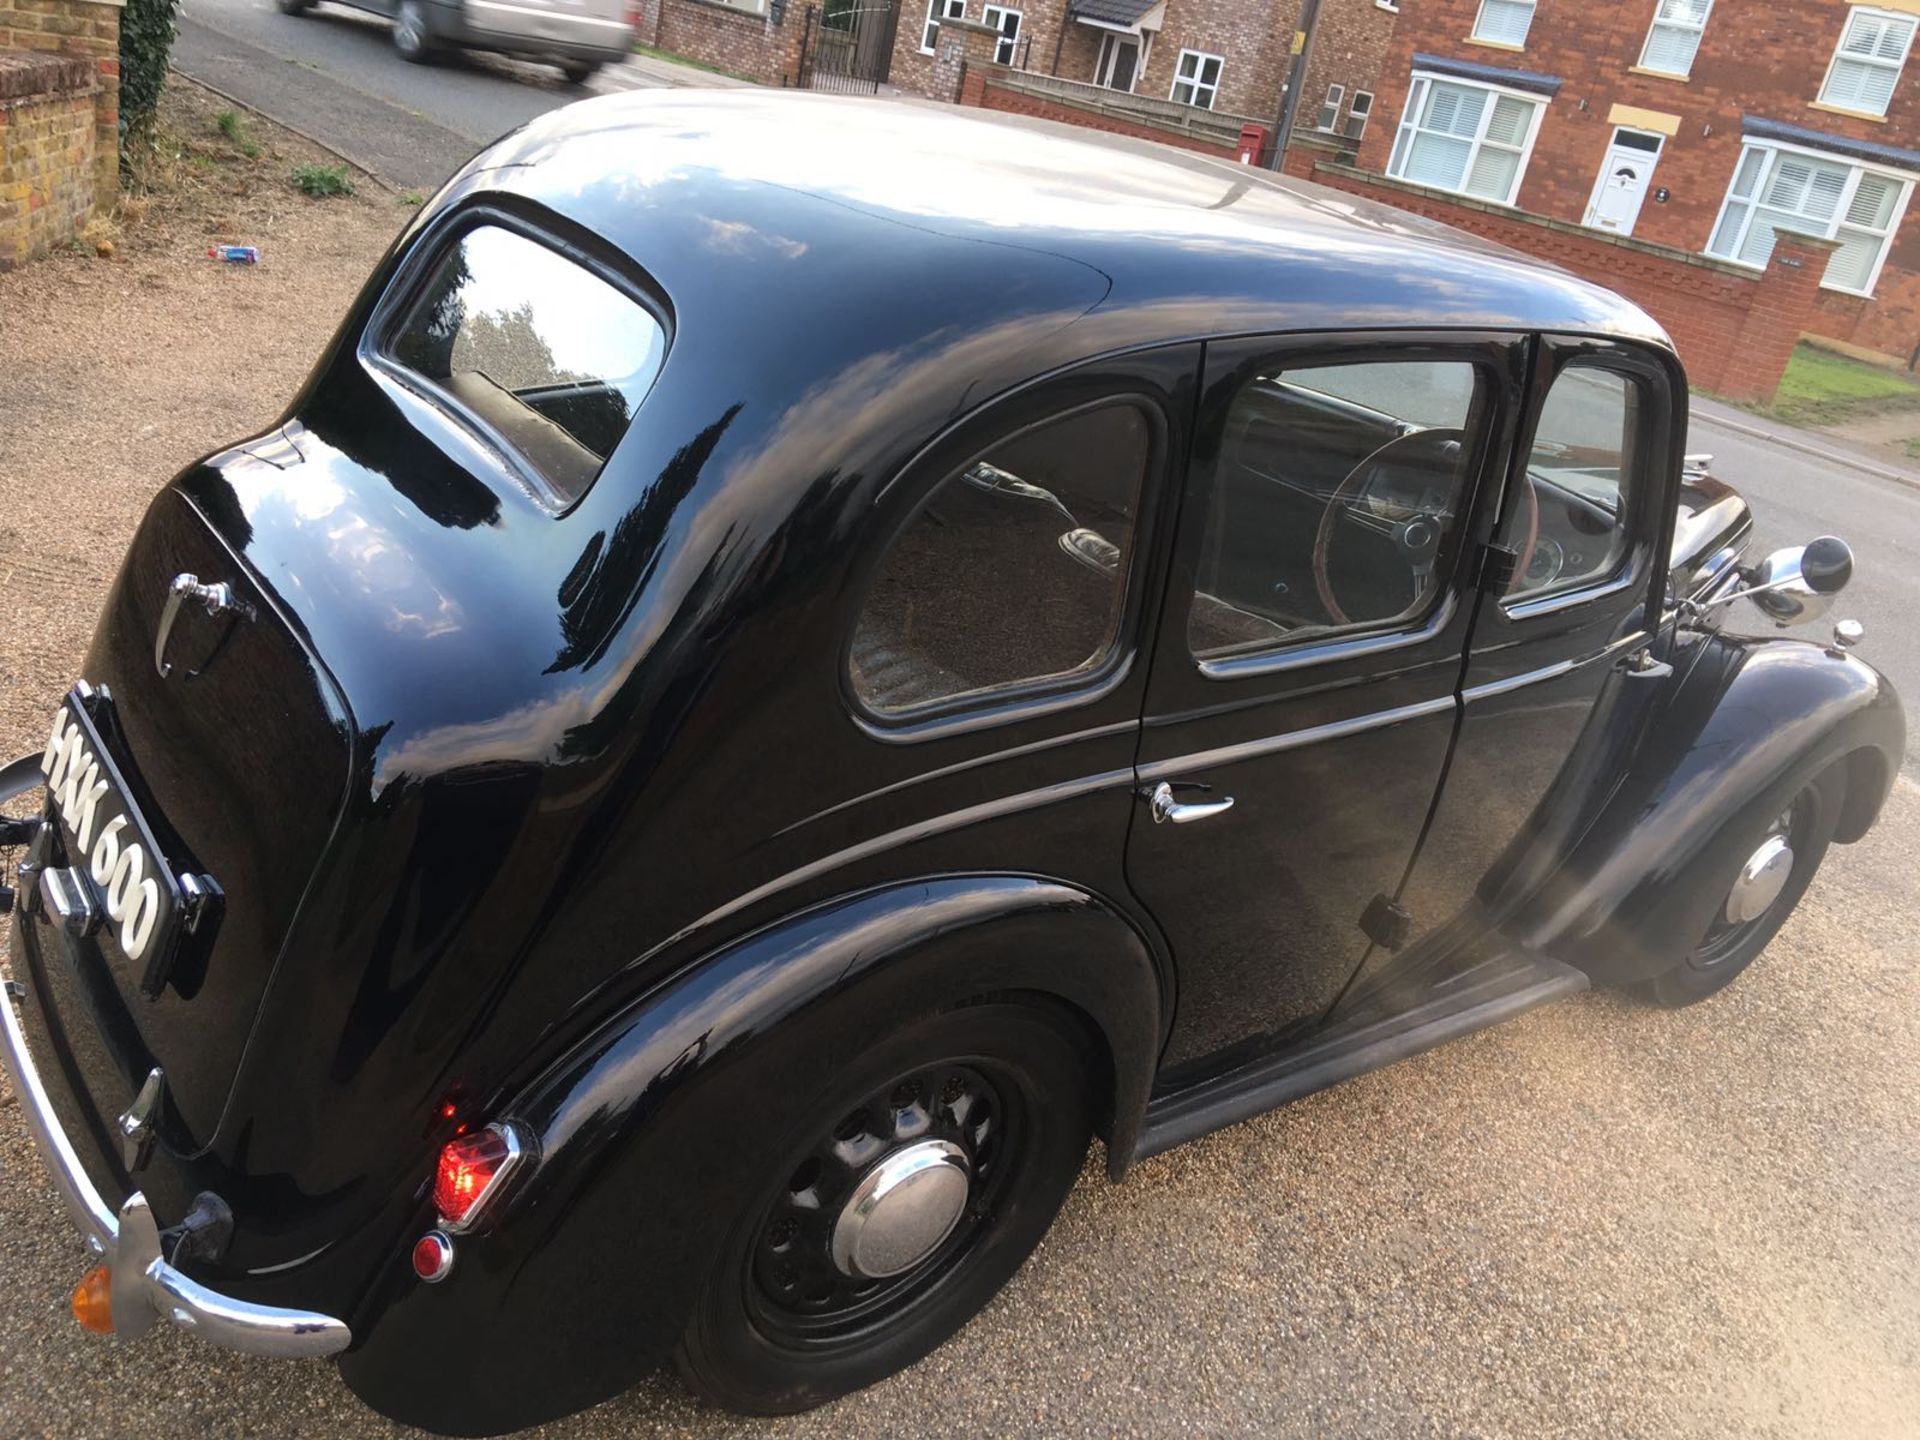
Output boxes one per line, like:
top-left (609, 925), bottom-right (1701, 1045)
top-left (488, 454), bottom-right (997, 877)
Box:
top-left (798, 0), bottom-right (900, 94)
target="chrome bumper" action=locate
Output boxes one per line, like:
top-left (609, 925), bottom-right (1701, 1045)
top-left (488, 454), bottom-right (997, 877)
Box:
top-left (1, 876), bottom-right (352, 1358)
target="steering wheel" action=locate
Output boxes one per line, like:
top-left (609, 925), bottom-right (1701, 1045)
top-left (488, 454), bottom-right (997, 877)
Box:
top-left (1310, 429), bottom-right (1539, 626)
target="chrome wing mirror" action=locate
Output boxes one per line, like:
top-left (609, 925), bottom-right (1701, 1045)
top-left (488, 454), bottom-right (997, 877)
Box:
top-left (1685, 535), bottom-right (1854, 629)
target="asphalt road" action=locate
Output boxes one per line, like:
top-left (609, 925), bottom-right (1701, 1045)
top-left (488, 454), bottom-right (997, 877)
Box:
top-left (172, 0), bottom-right (604, 189)
top-left (1689, 399), bottom-right (1920, 774)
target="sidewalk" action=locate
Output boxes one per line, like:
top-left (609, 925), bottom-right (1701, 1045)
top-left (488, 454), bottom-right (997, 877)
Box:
top-left (1689, 391), bottom-right (1920, 495)
top-left (594, 49), bottom-right (759, 92)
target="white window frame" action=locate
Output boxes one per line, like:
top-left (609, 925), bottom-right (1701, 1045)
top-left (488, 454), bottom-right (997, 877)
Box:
top-left (1704, 138), bottom-right (1916, 296)
top-left (1094, 30), bottom-right (1146, 92)
top-left (1470, 0), bottom-right (1536, 48)
top-left (921, 0), bottom-right (964, 56)
top-left (1637, 0), bottom-right (1714, 79)
top-left (1316, 84), bottom-right (1345, 132)
top-left (1345, 89), bottom-right (1374, 141)
top-left (1386, 71), bottom-right (1548, 208)
top-left (1170, 48), bottom-right (1224, 110)
top-left (981, 3), bottom-right (1022, 65)
top-left (1819, 6), bottom-right (1917, 117)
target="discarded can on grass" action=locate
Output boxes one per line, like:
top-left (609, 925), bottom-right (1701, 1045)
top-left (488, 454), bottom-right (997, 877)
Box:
top-left (208, 245), bottom-right (260, 265)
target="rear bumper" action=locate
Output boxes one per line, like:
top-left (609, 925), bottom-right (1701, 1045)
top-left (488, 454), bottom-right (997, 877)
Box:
top-left (1, 757), bottom-right (351, 1360)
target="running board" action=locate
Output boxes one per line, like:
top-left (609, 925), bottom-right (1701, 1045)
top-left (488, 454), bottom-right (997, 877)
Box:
top-left (1132, 949), bottom-right (1588, 1163)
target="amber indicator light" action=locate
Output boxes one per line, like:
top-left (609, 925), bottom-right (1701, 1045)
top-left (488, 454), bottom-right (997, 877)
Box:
top-left (71, 1265), bottom-right (114, 1333)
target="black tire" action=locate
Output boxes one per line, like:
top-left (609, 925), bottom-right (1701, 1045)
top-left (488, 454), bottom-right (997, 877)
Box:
top-left (1635, 767), bottom-right (1845, 1008)
top-left (392, 0), bottom-right (437, 62)
top-left (277, 0), bottom-right (315, 13)
top-left (674, 1000), bottom-right (1093, 1415)
top-left (561, 60), bottom-right (600, 84)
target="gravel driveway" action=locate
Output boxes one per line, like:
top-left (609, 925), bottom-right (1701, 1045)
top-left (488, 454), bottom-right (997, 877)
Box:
top-left (3, 81), bottom-right (1918, 1440)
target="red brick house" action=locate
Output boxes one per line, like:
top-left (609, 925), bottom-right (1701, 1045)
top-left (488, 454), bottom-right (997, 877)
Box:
top-left (1351, 0), bottom-right (1920, 364)
top-left (888, 0), bottom-right (1398, 141)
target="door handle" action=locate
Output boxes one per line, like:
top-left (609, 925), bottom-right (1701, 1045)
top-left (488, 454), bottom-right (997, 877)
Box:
top-left (1145, 781), bottom-right (1235, 825)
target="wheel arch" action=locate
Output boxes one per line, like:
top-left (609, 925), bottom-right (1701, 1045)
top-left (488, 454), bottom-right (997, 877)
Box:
top-left (338, 872), bottom-right (1162, 1435)
top-left (1512, 634), bottom-right (1904, 987)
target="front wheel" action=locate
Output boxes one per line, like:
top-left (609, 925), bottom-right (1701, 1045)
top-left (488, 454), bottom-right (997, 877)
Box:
top-left (392, 0), bottom-right (437, 62)
top-left (674, 1001), bottom-right (1093, 1415)
top-left (1635, 768), bottom-right (1844, 1007)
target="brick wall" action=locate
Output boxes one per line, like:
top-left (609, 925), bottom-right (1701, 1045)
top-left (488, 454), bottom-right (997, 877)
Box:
top-left (1295, 0), bottom-right (1396, 146)
top-left (1302, 159), bottom-right (1835, 403)
top-left (0, 0), bottom-right (119, 207)
top-left (1355, 0), bottom-right (1920, 364)
top-left (971, 68), bottom-right (1241, 155)
top-left (639, 0), bottom-right (805, 85)
top-left (0, 52), bottom-right (95, 269)
top-left (891, 0), bottom-right (1395, 121)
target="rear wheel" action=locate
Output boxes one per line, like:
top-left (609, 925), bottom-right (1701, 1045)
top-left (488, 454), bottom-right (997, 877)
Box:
top-left (1635, 768), bottom-right (1844, 1007)
top-left (561, 60), bottom-right (600, 84)
top-left (674, 1001), bottom-right (1093, 1415)
top-left (277, 0), bottom-right (315, 13)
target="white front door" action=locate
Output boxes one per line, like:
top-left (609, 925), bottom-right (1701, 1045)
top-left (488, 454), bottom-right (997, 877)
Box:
top-left (1584, 128), bottom-right (1664, 235)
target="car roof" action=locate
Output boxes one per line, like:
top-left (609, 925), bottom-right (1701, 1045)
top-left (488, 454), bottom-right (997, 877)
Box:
top-left (462, 90), bottom-right (1671, 361)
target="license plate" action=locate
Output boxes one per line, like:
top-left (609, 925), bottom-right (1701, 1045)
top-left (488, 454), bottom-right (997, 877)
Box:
top-left (39, 690), bottom-right (185, 991)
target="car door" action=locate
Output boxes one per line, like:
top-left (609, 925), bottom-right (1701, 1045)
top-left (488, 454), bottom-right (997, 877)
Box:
top-left (1125, 333), bottom-right (1527, 1085)
top-left (1381, 336), bottom-right (1681, 971)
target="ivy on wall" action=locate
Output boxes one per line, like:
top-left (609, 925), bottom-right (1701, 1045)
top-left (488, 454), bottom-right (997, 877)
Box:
top-left (119, 0), bottom-right (182, 150)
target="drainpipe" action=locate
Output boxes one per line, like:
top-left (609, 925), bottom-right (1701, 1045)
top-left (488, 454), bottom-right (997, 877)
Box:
top-left (1269, 0), bottom-right (1323, 172)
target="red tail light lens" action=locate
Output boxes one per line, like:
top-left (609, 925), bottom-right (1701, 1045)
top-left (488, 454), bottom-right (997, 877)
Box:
top-left (433, 1123), bottom-right (523, 1231)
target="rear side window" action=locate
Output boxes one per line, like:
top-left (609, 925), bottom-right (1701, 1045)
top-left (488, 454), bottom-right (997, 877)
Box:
top-left (387, 225), bottom-right (667, 507)
top-left (851, 401), bottom-right (1152, 717)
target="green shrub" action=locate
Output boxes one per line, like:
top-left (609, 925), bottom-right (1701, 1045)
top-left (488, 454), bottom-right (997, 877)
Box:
top-left (119, 0), bottom-right (182, 153)
top-left (291, 163), bottom-right (356, 198)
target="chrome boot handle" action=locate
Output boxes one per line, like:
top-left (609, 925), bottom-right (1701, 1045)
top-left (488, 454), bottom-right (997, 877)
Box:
top-left (1145, 781), bottom-right (1235, 825)
top-left (155, 573), bottom-right (253, 678)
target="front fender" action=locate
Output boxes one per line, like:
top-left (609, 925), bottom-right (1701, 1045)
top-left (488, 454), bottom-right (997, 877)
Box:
top-left (338, 873), bottom-right (1161, 1436)
top-left (1518, 632), bottom-right (1903, 986)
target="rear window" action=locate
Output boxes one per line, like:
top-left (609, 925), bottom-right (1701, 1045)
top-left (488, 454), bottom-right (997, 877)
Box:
top-left (387, 224), bottom-right (667, 507)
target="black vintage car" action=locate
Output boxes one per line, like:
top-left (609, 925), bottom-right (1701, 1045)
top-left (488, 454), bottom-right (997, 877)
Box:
top-left (0, 93), bottom-right (1904, 1433)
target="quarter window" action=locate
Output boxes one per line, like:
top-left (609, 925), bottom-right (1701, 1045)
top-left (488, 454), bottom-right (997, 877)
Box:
top-left (386, 225), bottom-right (667, 508)
top-left (1506, 368), bottom-right (1644, 604)
top-left (1820, 7), bottom-right (1916, 117)
top-left (1188, 360), bottom-right (1484, 661)
top-left (1471, 0), bottom-right (1535, 48)
top-left (1706, 142), bottom-right (1912, 296)
top-left (1639, 0), bottom-right (1713, 79)
top-left (1171, 50), bottom-right (1224, 109)
top-left (851, 402), bottom-right (1151, 716)
top-left (1387, 75), bottom-right (1544, 206)
top-left (921, 0), bottom-right (963, 55)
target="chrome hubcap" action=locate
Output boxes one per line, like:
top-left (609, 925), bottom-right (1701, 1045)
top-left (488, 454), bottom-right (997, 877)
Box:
top-left (1726, 833), bottom-right (1794, 926)
top-left (830, 1139), bottom-right (971, 1279)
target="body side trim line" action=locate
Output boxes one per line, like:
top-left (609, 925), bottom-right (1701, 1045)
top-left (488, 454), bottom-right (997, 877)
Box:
top-left (1136, 694), bottom-right (1455, 782)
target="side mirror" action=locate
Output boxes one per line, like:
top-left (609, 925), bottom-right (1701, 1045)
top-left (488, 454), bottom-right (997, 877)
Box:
top-left (1748, 536), bottom-right (1854, 627)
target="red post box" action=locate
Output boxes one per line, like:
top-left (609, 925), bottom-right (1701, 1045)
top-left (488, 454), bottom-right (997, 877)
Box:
top-left (1237, 123), bottom-right (1269, 166)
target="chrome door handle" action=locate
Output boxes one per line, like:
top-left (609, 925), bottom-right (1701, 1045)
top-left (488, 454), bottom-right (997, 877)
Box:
top-left (1146, 782), bottom-right (1235, 825)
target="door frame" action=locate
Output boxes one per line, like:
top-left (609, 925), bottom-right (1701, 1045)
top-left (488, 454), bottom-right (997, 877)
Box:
top-left (1582, 126), bottom-right (1666, 235)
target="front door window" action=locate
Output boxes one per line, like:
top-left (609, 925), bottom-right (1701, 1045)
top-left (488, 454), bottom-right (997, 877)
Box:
top-left (1188, 360), bottom-right (1484, 661)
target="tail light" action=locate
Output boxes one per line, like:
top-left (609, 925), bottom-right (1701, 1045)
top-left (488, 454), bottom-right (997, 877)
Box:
top-left (433, 1122), bottom-right (526, 1233)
